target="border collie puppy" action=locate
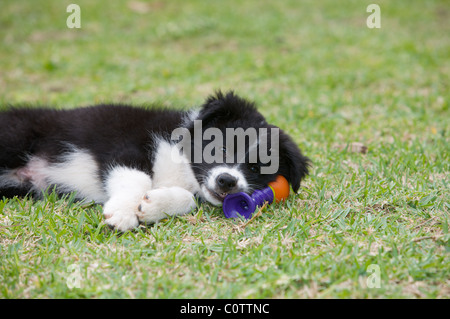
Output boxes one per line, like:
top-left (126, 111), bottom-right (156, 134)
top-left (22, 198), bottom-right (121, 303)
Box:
top-left (0, 91), bottom-right (310, 231)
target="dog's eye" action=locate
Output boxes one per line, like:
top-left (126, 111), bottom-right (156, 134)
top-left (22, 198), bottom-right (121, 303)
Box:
top-left (221, 147), bottom-right (226, 154)
top-left (249, 165), bottom-right (259, 173)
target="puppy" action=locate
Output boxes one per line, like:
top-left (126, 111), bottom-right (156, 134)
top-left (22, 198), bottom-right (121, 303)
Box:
top-left (0, 91), bottom-right (310, 231)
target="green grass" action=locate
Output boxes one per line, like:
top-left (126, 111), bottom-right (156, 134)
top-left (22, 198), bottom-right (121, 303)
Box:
top-left (0, 0), bottom-right (449, 298)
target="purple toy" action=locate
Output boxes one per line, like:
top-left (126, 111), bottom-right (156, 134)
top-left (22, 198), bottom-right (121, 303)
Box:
top-left (222, 175), bottom-right (290, 219)
top-left (222, 187), bottom-right (275, 219)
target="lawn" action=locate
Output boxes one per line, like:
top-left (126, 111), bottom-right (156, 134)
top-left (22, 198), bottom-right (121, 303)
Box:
top-left (0, 0), bottom-right (448, 298)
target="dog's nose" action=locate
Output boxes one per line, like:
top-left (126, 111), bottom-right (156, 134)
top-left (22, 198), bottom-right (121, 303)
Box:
top-left (216, 173), bottom-right (237, 192)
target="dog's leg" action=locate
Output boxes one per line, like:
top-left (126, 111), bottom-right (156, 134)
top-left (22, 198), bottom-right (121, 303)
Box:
top-left (136, 187), bottom-right (197, 224)
top-left (103, 166), bottom-right (152, 231)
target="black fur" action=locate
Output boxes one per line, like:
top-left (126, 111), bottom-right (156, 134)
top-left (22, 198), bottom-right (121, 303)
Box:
top-left (190, 91), bottom-right (310, 193)
top-left (0, 91), bottom-right (310, 200)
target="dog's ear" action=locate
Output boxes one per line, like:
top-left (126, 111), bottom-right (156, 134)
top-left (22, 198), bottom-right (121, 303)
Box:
top-left (198, 91), bottom-right (229, 125)
top-left (277, 129), bottom-right (311, 193)
top-left (198, 90), bottom-right (265, 127)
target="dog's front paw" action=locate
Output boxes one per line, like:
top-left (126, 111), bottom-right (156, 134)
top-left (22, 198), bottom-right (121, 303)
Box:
top-left (103, 198), bottom-right (139, 232)
top-left (137, 187), bottom-right (197, 224)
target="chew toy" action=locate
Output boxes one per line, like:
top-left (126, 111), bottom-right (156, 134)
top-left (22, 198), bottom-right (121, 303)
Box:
top-left (223, 175), bottom-right (290, 219)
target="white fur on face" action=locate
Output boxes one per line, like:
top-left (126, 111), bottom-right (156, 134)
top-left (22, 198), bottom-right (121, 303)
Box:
top-left (200, 165), bottom-right (248, 206)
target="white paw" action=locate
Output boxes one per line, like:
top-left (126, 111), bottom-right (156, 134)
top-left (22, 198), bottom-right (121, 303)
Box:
top-left (136, 187), bottom-right (197, 224)
top-left (103, 197), bottom-right (139, 232)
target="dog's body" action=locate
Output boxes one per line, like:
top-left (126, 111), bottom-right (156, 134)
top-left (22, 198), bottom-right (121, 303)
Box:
top-left (0, 92), bottom-right (309, 231)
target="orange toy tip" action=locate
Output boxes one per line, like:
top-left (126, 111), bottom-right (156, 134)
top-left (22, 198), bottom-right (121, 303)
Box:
top-left (268, 175), bottom-right (290, 202)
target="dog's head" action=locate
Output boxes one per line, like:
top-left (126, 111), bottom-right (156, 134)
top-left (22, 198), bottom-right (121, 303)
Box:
top-left (186, 91), bottom-right (310, 205)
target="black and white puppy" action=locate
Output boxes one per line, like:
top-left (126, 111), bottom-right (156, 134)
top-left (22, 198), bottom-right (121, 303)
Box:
top-left (0, 91), bottom-right (309, 231)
